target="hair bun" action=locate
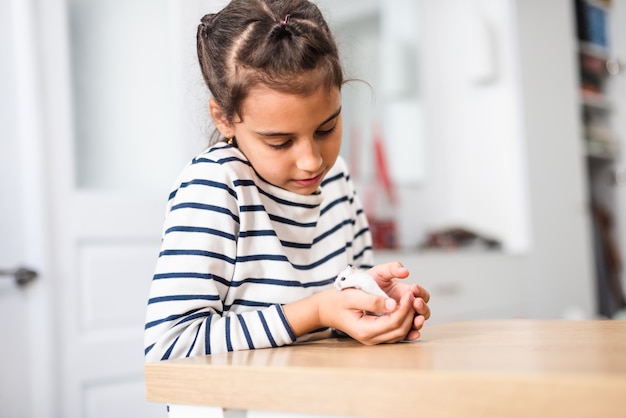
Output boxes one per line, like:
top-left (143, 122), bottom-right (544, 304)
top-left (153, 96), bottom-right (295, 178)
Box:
top-left (201, 13), bottom-right (216, 25)
top-left (199, 13), bottom-right (217, 36)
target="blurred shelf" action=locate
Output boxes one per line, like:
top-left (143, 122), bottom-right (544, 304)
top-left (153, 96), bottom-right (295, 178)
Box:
top-left (579, 41), bottom-right (611, 60)
top-left (581, 90), bottom-right (612, 110)
top-left (585, 139), bottom-right (620, 161)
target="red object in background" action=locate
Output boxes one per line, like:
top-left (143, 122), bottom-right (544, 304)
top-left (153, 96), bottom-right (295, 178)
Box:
top-left (579, 52), bottom-right (607, 94)
top-left (368, 217), bottom-right (397, 249)
top-left (372, 129), bottom-right (396, 205)
top-left (368, 126), bottom-right (398, 249)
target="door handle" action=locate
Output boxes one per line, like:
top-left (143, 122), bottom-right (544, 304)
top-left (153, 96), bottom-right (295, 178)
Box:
top-left (0, 267), bottom-right (38, 287)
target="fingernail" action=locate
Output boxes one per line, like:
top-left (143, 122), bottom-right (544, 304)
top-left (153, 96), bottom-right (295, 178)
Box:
top-left (385, 298), bottom-right (396, 311)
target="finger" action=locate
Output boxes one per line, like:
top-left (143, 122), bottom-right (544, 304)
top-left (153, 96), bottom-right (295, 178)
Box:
top-left (369, 292), bottom-right (415, 343)
top-left (404, 313), bottom-right (428, 341)
top-left (405, 329), bottom-right (421, 341)
top-left (380, 310), bottom-right (416, 343)
top-left (369, 261), bottom-right (409, 281)
top-left (409, 284), bottom-right (430, 303)
top-left (412, 314), bottom-right (425, 330)
top-left (413, 297), bottom-right (431, 319)
top-left (344, 311), bottom-right (408, 345)
top-left (411, 284), bottom-right (430, 303)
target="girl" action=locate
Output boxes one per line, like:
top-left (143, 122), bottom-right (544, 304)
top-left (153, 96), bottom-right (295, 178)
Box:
top-left (144, 0), bottom-right (430, 362)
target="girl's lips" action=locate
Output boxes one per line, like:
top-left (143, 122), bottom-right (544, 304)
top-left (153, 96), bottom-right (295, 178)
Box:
top-left (294, 172), bottom-right (324, 187)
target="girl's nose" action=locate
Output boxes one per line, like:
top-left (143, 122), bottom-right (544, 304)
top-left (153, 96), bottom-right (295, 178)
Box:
top-left (296, 139), bottom-right (323, 172)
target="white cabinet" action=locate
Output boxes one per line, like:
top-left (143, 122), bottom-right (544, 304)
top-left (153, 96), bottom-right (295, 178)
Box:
top-left (375, 251), bottom-right (525, 323)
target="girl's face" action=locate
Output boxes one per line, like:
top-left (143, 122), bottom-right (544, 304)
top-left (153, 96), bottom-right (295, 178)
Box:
top-left (217, 84), bottom-right (342, 195)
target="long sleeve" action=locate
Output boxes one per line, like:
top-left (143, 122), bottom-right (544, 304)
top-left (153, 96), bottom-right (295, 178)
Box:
top-left (144, 151), bottom-right (296, 361)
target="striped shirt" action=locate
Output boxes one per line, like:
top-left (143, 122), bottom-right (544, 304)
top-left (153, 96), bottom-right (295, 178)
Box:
top-left (144, 142), bottom-right (373, 361)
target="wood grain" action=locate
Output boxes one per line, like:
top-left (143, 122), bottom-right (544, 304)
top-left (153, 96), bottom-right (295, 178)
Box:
top-left (145, 320), bottom-right (626, 417)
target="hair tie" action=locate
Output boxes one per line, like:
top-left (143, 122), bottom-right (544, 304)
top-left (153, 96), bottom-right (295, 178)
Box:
top-left (199, 13), bottom-right (216, 37)
top-left (280, 14), bottom-right (290, 27)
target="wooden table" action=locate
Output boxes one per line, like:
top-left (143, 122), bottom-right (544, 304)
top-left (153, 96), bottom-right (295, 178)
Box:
top-left (145, 320), bottom-right (626, 418)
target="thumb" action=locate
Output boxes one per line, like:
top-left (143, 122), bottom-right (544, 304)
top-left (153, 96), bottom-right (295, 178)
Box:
top-left (346, 289), bottom-right (396, 313)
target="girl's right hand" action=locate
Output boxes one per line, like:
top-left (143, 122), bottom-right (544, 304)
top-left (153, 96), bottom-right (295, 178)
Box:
top-left (317, 288), bottom-right (415, 345)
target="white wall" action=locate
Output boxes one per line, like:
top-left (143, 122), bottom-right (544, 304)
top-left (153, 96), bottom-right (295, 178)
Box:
top-left (324, 0), bottom-right (532, 253)
top-left (407, 0), bottom-right (531, 253)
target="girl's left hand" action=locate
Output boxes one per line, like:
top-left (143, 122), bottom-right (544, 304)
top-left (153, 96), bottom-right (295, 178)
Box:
top-left (368, 261), bottom-right (431, 341)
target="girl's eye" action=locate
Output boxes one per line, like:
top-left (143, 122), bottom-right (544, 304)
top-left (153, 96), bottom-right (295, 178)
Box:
top-left (266, 121), bottom-right (337, 150)
top-left (315, 124), bottom-right (337, 137)
top-left (268, 139), bottom-right (292, 150)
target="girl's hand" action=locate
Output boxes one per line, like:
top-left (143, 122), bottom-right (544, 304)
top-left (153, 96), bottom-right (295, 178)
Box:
top-left (282, 262), bottom-right (430, 344)
top-left (368, 262), bottom-right (431, 341)
top-left (317, 288), bottom-right (416, 345)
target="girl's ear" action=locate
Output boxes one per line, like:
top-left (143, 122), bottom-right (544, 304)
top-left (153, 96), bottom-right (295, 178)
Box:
top-left (209, 98), bottom-right (234, 138)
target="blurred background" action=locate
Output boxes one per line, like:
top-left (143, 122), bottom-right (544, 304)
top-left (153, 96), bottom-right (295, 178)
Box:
top-left (1, 0), bottom-right (625, 417)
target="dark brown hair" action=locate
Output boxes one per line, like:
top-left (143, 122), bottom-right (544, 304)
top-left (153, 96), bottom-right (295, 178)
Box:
top-left (197, 0), bottom-right (344, 143)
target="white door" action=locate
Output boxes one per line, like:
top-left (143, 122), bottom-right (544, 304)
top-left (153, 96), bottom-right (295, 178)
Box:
top-left (31, 0), bottom-right (224, 417)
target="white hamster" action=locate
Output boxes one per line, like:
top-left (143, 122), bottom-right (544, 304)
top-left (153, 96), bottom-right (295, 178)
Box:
top-left (334, 265), bottom-right (388, 297)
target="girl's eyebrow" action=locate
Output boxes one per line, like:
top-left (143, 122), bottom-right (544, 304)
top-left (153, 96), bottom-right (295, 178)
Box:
top-left (256, 106), bottom-right (342, 137)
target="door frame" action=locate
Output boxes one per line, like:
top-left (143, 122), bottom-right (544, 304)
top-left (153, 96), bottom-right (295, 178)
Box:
top-left (9, 0), bottom-right (58, 416)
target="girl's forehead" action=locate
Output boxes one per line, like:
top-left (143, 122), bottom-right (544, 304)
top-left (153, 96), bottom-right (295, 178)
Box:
top-left (239, 87), bottom-right (341, 133)
top-left (241, 84), bottom-right (341, 118)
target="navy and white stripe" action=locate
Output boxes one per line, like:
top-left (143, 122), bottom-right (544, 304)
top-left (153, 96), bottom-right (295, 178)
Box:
top-left (144, 142), bottom-right (373, 361)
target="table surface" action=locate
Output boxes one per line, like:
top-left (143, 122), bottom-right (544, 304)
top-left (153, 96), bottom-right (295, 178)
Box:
top-left (145, 320), bottom-right (626, 418)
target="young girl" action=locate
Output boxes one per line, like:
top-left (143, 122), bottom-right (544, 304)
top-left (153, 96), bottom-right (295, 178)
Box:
top-left (144, 0), bottom-right (430, 362)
